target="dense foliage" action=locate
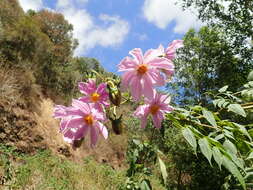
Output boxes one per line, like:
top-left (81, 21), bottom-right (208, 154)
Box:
top-left (180, 0), bottom-right (253, 63)
top-left (172, 26), bottom-right (250, 105)
top-left (0, 0), bottom-right (109, 103)
top-left (0, 0), bottom-right (252, 190)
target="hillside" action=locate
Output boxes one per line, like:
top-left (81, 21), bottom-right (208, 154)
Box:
top-left (1, 0), bottom-right (252, 190)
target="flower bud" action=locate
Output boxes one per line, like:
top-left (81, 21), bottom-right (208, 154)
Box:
top-left (72, 138), bottom-right (84, 149)
top-left (107, 83), bottom-right (121, 106)
top-left (109, 115), bottom-right (123, 135)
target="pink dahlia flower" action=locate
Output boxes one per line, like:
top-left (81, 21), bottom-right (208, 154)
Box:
top-left (78, 79), bottom-right (109, 111)
top-left (53, 105), bottom-right (81, 132)
top-left (53, 99), bottom-right (108, 147)
top-left (118, 48), bottom-right (174, 101)
top-left (158, 40), bottom-right (183, 60)
top-left (152, 40), bottom-right (183, 78)
top-left (134, 91), bottom-right (173, 129)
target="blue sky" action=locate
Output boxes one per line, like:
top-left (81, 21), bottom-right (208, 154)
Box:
top-left (18, 0), bottom-right (202, 73)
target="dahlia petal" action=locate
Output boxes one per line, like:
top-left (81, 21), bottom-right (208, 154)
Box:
top-left (63, 128), bottom-right (76, 143)
top-left (59, 117), bottom-right (69, 132)
top-left (129, 48), bottom-right (143, 63)
top-left (79, 96), bottom-right (91, 103)
top-left (148, 57), bottom-right (173, 69)
top-left (148, 69), bottom-right (165, 86)
top-left (167, 40), bottom-right (183, 51)
top-left (63, 136), bottom-right (74, 144)
top-left (140, 117), bottom-right (148, 129)
top-left (78, 82), bottom-right (88, 95)
top-left (74, 125), bottom-right (89, 140)
top-left (95, 122), bottom-right (108, 139)
top-left (97, 83), bottom-right (107, 94)
top-left (92, 106), bottom-right (106, 121)
top-left (79, 81), bottom-right (96, 95)
top-left (90, 127), bottom-right (98, 147)
top-left (134, 105), bottom-right (150, 128)
top-left (152, 111), bottom-right (164, 128)
top-left (93, 103), bottom-right (104, 113)
top-left (65, 117), bottom-right (84, 129)
top-left (162, 69), bottom-right (175, 77)
top-left (165, 40), bottom-right (183, 60)
top-left (121, 70), bottom-right (136, 88)
top-left (118, 57), bottom-right (138, 72)
top-left (66, 108), bottom-right (84, 117)
top-left (72, 99), bottom-right (90, 114)
top-left (144, 48), bottom-right (163, 62)
top-left (134, 105), bottom-right (149, 117)
top-left (101, 100), bottom-right (110, 107)
top-left (130, 75), bottom-right (142, 101)
top-left (158, 44), bottom-right (165, 52)
top-left (87, 79), bottom-right (96, 89)
top-left (53, 105), bottom-right (83, 119)
top-left (53, 105), bottom-right (68, 119)
top-left (142, 74), bottom-right (154, 100)
top-left (160, 94), bottom-right (170, 103)
top-left (100, 92), bottom-right (109, 100)
top-left (161, 104), bottom-right (174, 113)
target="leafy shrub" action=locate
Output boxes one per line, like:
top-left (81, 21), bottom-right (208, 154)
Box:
top-left (164, 126), bottom-right (228, 190)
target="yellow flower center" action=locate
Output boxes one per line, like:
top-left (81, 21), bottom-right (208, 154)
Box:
top-left (150, 105), bottom-right (160, 115)
top-left (90, 93), bottom-right (100, 102)
top-left (137, 64), bottom-right (148, 74)
top-left (84, 114), bottom-right (94, 125)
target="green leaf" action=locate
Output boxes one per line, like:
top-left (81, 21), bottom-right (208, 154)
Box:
top-left (207, 137), bottom-right (223, 148)
top-left (217, 99), bottom-right (226, 108)
top-left (182, 128), bottom-right (197, 153)
top-left (245, 172), bottom-right (253, 182)
top-left (212, 147), bottom-right (223, 170)
top-left (222, 156), bottom-right (246, 190)
top-left (224, 129), bottom-right (235, 140)
top-left (133, 139), bottom-right (141, 146)
top-left (199, 138), bottom-right (212, 165)
top-left (213, 99), bottom-right (219, 107)
top-left (158, 157), bottom-right (168, 184)
top-left (246, 151), bottom-right (253, 160)
top-left (228, 104), bottom-right (246, 117)
top-left (219, 85), bottom-right (229, 93)
top-left (215, 134), bottom-right (224, 141)
top-left (233, 123), bottom-right (252, 141)
top-left (247, 71), bottom-right (253, 81)
top-left (223, 140), bottom-right (237, 155)
top-left (140, 179), bottom-right (152, 190)
top-left (202, 109), bottom-right (217, 127)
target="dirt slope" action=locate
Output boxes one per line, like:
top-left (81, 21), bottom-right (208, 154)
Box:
top-left (0, 98), bottom-right (128, 169)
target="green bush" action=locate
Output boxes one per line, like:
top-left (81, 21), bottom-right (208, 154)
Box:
top-left (164, 126), bottom-right (228, 190)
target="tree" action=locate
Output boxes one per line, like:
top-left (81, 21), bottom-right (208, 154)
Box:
top-left (171, 27), bottom-right (249, 105)
top-left (32, 10), bottom-right (77, 65)
top-left (179, 0), bottom-right (253, 63)
top-left (0, 0), bottom-right (24, 27)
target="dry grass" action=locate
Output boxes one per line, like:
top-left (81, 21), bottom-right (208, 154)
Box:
top-left (0, 66), bottom-right (42, 111)
top-left (0, 68), bottom-right (21, 106)
top-left (16, 69), bottom-right (42, 111)
top-left (34, 98), bottom-right (129, 168)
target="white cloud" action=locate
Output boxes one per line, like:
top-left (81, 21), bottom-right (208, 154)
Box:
top-left (56, 0), bottom-right (130, 55)
top-left (142, 0), bottom-right (203, 33)
top-left (134, 33), bottom-right (148, 41)
top-left (56, 0), bottom-right (72, 8)
top-left (76, 0), bottom-right (89, 3)
top-left (18, 0), bottom-right (43, 11)
top-left (19, 0), bottom-right (129, 56)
